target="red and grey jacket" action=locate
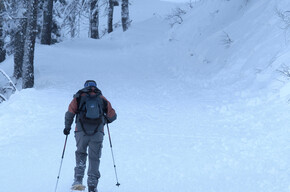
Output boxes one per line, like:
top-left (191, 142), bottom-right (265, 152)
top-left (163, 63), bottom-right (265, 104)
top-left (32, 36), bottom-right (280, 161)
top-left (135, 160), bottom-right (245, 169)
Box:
top-left (65, 87), bottom-right (117, 132)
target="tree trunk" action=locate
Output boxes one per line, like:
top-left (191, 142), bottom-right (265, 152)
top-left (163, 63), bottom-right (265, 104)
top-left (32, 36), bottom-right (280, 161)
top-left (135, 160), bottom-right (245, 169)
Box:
top-left (69, 0), bottom-right (78, 38)
top-left (107, 0), bottom-right (114, 33)
top-left (12, 0), bottom-right (27, 79)
top-left (121, 0), bottom-right (130, 32)
top-left (22, 0), bottom-right (38, 89)
top-left (0, 1), bottom-right (6, 63)
top-left (41, 0), bottom-right (54, 45)
top-left (13, 18), bottom-right (27, 79)
top-left (90, 0), bottom-right (99, 39)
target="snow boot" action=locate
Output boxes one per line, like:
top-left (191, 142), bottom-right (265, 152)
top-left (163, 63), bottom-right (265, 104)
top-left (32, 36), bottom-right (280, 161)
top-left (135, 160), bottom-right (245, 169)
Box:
top-left (72, 176), bottom-right (83, 186)
top-left (71, 176), bottom-right (85, 191)
top-left (88, 186), bottom-right (98, 192)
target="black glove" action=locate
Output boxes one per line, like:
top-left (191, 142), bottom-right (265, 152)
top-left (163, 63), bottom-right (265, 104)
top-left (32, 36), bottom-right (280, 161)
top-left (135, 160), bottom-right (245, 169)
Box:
top-left (104, 115), bottom-right (112, 124)
top-left (63, 127), bottom-right (71, 135)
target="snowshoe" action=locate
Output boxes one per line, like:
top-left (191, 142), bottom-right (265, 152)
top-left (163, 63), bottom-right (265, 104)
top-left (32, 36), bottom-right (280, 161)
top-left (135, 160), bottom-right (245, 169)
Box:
top-left (71, 184), bottom-right (86, 191)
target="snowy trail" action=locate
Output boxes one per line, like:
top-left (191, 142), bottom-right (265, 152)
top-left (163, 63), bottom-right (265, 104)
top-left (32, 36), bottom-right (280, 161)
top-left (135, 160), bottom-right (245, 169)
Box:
top-left (1, 36), bottom-right (289, 192)
top-left (1, 1), bottom-right (290, 192)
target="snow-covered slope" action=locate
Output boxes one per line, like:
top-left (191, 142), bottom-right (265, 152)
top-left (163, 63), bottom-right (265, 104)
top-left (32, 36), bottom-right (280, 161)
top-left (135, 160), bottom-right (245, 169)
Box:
top-left (0, 1), bottom-right (289, 192)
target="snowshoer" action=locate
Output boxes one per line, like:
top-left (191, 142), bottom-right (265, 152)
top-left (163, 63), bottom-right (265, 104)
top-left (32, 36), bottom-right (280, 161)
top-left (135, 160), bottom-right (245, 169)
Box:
top-left (63, 80), bottom-right (117, 192)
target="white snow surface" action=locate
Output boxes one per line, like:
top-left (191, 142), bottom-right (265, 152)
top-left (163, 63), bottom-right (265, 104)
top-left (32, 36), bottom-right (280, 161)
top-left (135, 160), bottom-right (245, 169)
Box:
top-left (0, 0), bottom-right (290, 192)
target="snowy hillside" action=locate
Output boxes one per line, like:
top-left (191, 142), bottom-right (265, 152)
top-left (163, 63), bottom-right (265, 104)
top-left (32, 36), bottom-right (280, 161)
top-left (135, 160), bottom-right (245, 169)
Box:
top-left (0, 0), bottom-right (290, 192)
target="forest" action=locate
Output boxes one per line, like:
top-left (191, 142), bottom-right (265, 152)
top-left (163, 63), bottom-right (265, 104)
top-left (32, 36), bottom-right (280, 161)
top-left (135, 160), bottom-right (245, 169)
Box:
top-left (0, 0), bottom-right (130, 93)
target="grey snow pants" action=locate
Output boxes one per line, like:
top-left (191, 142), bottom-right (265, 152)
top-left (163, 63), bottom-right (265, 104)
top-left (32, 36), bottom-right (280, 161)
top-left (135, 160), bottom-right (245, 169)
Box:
top-left (74, 131), bottom-right (104, 187)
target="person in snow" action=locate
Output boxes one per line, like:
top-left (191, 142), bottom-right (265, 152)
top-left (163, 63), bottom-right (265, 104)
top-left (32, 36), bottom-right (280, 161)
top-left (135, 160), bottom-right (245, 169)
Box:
top-left (63, 80), bottom-right (117, 192)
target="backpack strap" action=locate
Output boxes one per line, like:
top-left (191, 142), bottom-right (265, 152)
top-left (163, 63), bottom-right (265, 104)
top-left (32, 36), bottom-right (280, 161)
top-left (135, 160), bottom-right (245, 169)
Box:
top-left (79, 117), bottom-right (102, 136)
top-left (74, 88), bottom-right (91, 114)
top-left (74, 87), bottom-right (102, 112)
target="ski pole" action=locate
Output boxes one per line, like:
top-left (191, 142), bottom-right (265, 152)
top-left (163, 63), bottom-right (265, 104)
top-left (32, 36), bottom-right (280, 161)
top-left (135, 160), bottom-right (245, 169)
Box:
top-left (106, 123), bottom-right (121, 187)
top-left (54, 135), bottom-right (68, 192)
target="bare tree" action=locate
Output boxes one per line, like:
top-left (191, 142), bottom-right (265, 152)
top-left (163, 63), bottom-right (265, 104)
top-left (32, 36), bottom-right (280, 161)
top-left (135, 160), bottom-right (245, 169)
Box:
top-left (276, 9), bottom-right (290, 43)
top-left (121, 0), bottom-right (130, 31)
top-left (62, 0), bottom-right (87, 38)
top-left (22, 0), bottom-right (38, 89)
top-left (63, 0), bottom-right (79, 38)
top-left (277, 64), bottom-right (290, 78)
top-left (166, 7), bottom-right (186, 27)
top-left (0, 69), bottom-right (17, 103)
top-left (41, 0), bottom-right (54, 44)
top-left (221, 31), bottom-right (234, 48)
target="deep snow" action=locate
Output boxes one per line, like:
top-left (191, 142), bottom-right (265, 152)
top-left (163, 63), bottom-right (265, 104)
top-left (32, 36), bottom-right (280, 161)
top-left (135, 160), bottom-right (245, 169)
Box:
top-left (0, 0), bottom-right (290, 192)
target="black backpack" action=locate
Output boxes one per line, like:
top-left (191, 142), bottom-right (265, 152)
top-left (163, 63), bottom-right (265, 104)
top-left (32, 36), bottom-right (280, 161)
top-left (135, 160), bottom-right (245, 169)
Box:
top-left (75, 87), bottom-right (103, 135)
